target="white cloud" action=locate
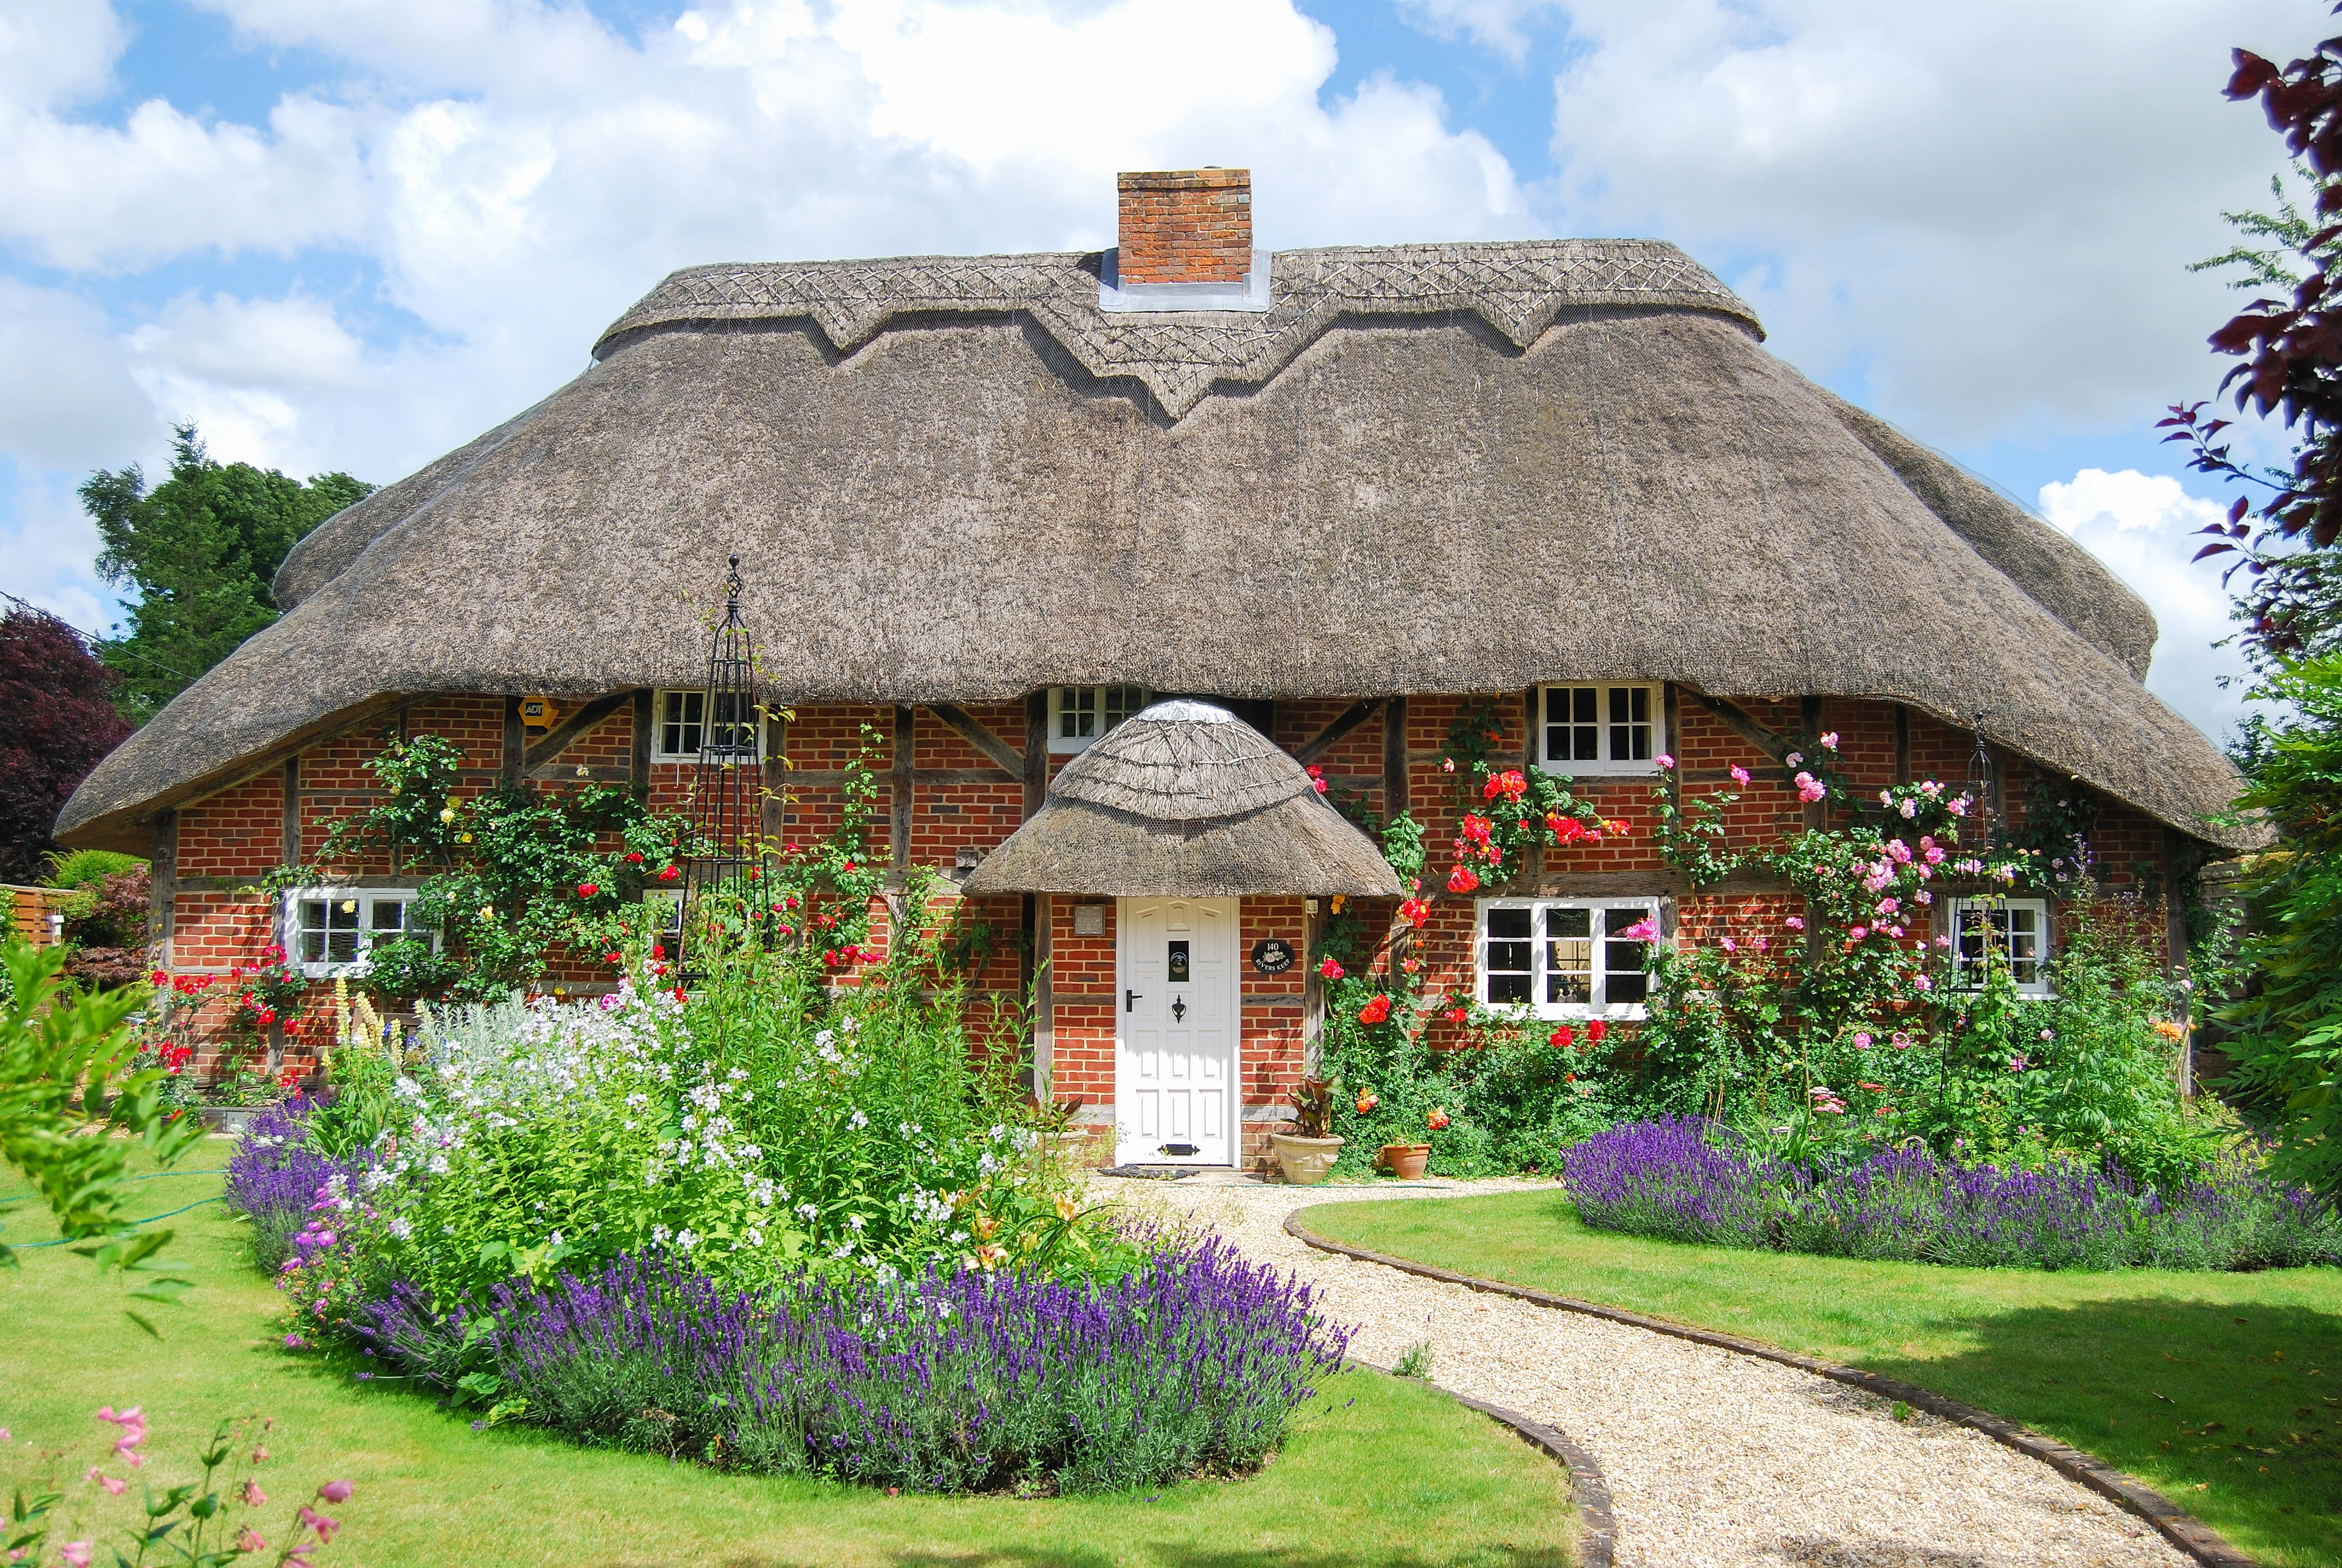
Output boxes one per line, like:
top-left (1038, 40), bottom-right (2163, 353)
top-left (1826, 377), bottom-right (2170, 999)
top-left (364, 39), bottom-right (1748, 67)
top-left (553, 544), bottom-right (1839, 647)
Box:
top-left (1396, 0), bottom-right (1557, 61)
top-left (2038, 468), bottom-right (2255, 744)
top-left (1543, 0), bottom-right (2307, 439)
top-left (0, 468), bottom-right (124, 636)
top-left (0, 280), bottom-right (158, 470)
top-left (0, 0), bottom-right (123, 113)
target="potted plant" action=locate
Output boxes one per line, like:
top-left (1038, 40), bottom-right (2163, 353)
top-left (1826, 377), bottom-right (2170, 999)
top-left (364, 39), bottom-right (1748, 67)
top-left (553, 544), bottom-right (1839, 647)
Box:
top-left (1378, 1104), bottom-right (1442, 1180)
top-left (1270, 1075), bottom-right (1344, 1185)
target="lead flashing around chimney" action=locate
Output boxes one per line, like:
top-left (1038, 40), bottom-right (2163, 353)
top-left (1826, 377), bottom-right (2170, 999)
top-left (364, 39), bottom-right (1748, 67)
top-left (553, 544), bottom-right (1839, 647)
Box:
top-left (1098, 247), bottom-right (1271, 313)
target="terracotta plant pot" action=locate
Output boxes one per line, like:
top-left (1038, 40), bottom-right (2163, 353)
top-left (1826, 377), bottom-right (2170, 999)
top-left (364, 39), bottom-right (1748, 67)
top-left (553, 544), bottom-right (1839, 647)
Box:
top-left (1379, 1142), bottom-right (1432, 1180)
top-left (1270, 1133), bottom-right (1345, 1186)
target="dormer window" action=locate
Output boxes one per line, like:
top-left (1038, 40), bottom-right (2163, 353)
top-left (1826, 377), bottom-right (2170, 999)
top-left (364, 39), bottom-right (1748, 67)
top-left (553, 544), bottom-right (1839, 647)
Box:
top-left (1049, 686), bottom-right (1149, 752)
top-left (1538, 684), bottom-right (1659, 775)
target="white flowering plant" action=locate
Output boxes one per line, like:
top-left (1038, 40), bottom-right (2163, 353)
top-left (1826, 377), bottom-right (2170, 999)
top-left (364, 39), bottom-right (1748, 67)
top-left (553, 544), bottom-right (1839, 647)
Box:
top-left (270, 923), bottom-right (1107, 1352)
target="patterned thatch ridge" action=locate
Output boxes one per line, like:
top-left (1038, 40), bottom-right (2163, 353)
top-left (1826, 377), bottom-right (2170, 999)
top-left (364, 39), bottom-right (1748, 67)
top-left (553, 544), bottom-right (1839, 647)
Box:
top-left (55, 239), bottom-right (2251, 853)
top-left (963, 701), bottom-right (1404, 897)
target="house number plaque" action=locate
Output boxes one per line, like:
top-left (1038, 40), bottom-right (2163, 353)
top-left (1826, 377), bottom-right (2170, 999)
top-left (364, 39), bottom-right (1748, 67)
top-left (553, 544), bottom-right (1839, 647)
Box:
top-left (1249, 938), bottom-right (1294, 974)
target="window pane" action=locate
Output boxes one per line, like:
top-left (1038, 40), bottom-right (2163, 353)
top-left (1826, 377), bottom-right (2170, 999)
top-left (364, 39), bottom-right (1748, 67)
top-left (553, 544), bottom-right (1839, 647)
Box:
top-left (662, 691), bottom-right (705, 757)
top-left (1058, 687), bottom-right (1096, 740)
top-left (1608, 686), bottom-right (1652, 763)
top-left (325, 897), bottom-right (359, 963)
top-left (1546, 907), bottom-right (1593, 1004)
top-left (296, 899), bottom-right (328, 964)
top-left (1103, 686), bottom-right (1146, 728)
top-left (1602, 908), bottom-right (1649, 1003)
top-left (1484, 907), bottom-right (1532, 1002)
top-left (370, 900), bottom-right (407, 933)
top-left (706, 691), bottom-right (757, 758)
top-left (2009, 905), bottom-right (2041, 986)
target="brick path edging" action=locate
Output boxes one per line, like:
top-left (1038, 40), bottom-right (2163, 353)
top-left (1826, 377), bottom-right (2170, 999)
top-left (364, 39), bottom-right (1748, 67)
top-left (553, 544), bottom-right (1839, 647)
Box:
top-left (1287, 1213), bottom-right (2256, 1568)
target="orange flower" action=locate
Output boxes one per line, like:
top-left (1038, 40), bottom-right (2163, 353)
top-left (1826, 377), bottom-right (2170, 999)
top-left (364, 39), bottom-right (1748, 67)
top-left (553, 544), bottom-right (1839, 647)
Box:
top-left (1357, 994), bottom-right (1392, 1025)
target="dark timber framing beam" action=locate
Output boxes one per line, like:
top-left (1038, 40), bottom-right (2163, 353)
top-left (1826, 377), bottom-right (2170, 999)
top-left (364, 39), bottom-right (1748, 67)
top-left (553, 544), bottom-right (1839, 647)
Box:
top-left (925, 702), bottom-right (1027, 781)
top-left (630, 690), bottom-right (654, 788)
top-left (524, 692), bottom-right (633, 774)
top-left (890, 705), bottom-right (914, 888)
top-left (1684, 690), bottom-right (1794, 764)
top-left (1383, 696), bottom-right (1409, 819)
top-left (1293, 699), bottom-right (1383, 766)
top-left (281, 758), bottom-right (301, 866)
top-left (502, 696), bottom-right (525, 788)
top-left (1022, 691), bottom-right (1049, 820)
top-left (148, 810), bottom-right (178, 963)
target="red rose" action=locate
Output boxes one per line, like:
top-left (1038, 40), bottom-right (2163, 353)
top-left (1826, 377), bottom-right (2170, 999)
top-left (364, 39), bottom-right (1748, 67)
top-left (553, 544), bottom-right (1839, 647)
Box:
top-left (1549, 1025), bottom-right (1575, 1049)
top-left (1318, 957), bottom-right (1344, 980)
top-left (658, 865), bottom-right (680, 882)
top-left (625, 851), bottom-right (644, 864)
top-left (1357, 994), bottom-right (1392, 1025)
top-left (258, 1009), bottom-right (277, 1025)
top-left (576, 882), bottom-right (599, 899)
top-left (1447, 864), bottom-right (1479, 894)
top-left (1586, 1018), bottom-right (1608, 1043)
top-left (1443, 1006), bottom-right (1468, 1024)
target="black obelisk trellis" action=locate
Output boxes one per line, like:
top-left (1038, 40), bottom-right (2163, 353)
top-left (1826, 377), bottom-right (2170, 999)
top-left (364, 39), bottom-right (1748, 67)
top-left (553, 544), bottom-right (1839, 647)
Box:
top-left (679, 556), bottom-right (767, 982)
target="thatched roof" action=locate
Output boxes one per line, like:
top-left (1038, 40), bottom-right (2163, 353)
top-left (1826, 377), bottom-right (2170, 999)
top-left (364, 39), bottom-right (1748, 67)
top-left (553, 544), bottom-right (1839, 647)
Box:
top-left (963, 699), bottom-right (1404, 897)
top-left (58, 238), bottom-right (2251, 853)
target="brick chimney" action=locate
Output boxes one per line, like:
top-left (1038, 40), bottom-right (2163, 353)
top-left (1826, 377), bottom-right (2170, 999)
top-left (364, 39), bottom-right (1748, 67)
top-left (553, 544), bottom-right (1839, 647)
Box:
top-left (1116, 168), bottom-right (1252, 285)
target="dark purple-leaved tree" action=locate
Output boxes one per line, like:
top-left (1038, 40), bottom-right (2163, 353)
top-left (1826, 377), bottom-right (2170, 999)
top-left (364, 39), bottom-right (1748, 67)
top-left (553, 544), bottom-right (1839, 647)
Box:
top-left (0, 606), bottom-right (134, 884)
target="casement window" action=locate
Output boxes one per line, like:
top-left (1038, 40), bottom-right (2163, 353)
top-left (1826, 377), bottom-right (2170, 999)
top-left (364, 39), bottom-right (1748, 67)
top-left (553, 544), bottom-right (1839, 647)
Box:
top-left (284, 889), bottom-right (434, 978)
top-left (1947, 897), bottom-right (2052, 997)
top-left (1538, 684), bottom-right (1660, 774)
top-left (1475, 898), bottom-right (1660, 1018)
top-left (652, 689), bottom-right (765, 762)
top-left (1049, 686), bottom-right (1149, 753)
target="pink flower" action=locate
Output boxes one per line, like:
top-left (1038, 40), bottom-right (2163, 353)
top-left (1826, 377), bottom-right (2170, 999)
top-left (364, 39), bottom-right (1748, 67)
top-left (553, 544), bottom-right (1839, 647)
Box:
top-left (1614, 916), bottom-right (1661, 943)
top-left (1848, 926), bottom-right (1867, 941)
top-left (1785, 751), bottom-right (1803, 767)
top-left (1891, 1031), bottom-right (1913, 1050)
top-left (1794, 772), bottom-right (1827, 804)
top-left (1852, 1032), bottom-right (1872, 1049)
top-left (1655, 752), bottom-right (1675, 770)
top-left (1914, 974), bottom-right (1934, 991)
top-left (1948, 797), bottom-right (1969, 817)
top-left (83, 1468), bottom-right (125, 1496)
top-left (240, 1480), bottom-right (267, 1507)
top-left (1819, 732), bottom-right (1838, 750)
top-left (1876, 898), bottom-right (1899, 916)
top-left (59, 1543), bottom-right (93, 1568)
top-left (298, 1507), bottom-right (340, 1545)
top-left (237, 1529), bottom-right (267, 1553)
top-left (1317, 957), bottom-right (1344, 980)
top-left (1729, 765), bottom-right (1751, 785)
top-left (1784, 916), bottom-right (1805, 931)
top-left (316, 1480), bottom-right (354, 1505)
top-left (1719, 936), bottom-right (1736, 953)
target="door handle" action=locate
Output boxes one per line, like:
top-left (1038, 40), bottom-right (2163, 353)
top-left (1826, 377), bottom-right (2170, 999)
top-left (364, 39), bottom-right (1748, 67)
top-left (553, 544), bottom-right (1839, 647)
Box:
top-left (1126, 989), bottom-right (1142, 1013)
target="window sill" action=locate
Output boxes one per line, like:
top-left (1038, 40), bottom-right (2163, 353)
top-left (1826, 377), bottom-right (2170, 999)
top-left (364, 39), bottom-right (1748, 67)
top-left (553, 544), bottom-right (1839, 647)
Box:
top-left (1535, 762), bottom-right (1661, 778)
top-left (1478, 1002), bottom-right (1649, 1023)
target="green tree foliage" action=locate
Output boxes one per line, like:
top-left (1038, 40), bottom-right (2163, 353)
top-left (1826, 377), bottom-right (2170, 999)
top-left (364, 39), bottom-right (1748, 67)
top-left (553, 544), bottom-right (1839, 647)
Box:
top-left (2219, 658), bottom-right (2342, 1194)
top-left (78, 425), bottom-right (371, 720)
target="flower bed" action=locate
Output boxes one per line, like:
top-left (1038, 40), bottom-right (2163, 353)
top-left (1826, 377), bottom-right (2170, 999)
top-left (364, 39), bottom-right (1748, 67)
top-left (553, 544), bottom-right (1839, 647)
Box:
top-left (228, 932), bottom-right (1351, 1495)
top-left (358, 1235), bottom-right (1345, 1494)
top-left (1562, 1118), bottom-right (2342, 1270)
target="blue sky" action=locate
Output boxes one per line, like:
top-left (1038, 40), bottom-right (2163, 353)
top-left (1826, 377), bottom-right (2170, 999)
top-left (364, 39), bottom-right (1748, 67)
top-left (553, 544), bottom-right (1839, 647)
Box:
top-left (0, 0), bottom-right (2310, 743)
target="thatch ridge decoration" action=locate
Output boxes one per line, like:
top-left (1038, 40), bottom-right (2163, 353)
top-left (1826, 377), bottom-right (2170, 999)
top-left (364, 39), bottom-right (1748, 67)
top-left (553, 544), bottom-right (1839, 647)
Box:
top-left (962, 700), bottom-right (1404, 898)
top-left (590, 239), bottom-right (1764, 421)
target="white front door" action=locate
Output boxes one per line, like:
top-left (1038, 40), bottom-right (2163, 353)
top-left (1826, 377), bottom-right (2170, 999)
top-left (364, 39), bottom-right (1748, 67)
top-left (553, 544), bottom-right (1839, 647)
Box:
top-left (1115, 897), bottom-right (1239, 1166)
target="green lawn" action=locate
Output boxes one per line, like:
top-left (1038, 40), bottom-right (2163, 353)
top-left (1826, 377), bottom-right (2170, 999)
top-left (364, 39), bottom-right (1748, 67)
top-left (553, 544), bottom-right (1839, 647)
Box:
top-left (1303, 1188), bottom-right (2342, 1568)
top-left (1, 1157), bottom-right (1572, 1568)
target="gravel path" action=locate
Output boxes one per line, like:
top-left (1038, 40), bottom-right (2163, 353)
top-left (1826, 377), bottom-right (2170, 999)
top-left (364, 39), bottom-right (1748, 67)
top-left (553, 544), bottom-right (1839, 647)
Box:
top-left (1107, 1175), bottom-right (2192, 1568)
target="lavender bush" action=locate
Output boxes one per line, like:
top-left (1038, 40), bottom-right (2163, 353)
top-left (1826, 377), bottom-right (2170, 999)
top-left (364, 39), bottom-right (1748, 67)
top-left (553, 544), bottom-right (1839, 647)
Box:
top-left (1559, 1117), bottom-right (1791, 1248)
top-left (366, 1235), bottom-right (1347, 1495)
top-left (224, 1098), bottom-right (363, 1273)
top-left (1564, 1120), bottom-right (2342, 1271)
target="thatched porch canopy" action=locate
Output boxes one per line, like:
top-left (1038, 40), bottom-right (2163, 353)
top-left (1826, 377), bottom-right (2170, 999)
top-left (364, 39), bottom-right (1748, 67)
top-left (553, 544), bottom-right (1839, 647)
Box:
top-left (963, 700), bottom-right (1402, 898)
top-left (56, 238), bottom-right (2251, 851)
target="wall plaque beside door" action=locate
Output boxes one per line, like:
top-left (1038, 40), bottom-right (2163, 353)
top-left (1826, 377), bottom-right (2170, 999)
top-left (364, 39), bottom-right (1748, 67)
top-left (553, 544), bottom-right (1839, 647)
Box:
top-left (1249, 937), bottom-right (1294, 974)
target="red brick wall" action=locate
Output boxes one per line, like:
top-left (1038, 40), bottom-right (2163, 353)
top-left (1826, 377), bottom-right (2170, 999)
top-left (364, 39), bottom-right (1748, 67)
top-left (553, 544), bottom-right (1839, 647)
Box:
top-left (1117, 168), bottom-right (1250, 285)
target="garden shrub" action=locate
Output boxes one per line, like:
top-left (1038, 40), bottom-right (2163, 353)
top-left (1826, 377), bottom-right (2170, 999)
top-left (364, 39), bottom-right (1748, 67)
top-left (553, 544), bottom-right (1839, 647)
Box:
top-left (1563, 1118), bottom-right (2342, 1271)
top-left (224, 1098), bottom-right (362, 1274)
top-left (396, 1236), bottom-right (1346, 1494)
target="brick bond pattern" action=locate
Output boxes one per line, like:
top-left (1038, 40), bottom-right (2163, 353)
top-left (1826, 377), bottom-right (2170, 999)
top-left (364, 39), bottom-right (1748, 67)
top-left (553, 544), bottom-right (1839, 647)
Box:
top-left (158, 691), bottom-right (2172, 1166)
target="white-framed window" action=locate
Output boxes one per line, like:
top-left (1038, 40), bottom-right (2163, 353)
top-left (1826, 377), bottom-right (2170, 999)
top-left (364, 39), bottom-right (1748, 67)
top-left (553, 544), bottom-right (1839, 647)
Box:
top-left (1538, 684), bottom-right (1660, 774)
top-left (641, 887), bottom-right (684, 949)
top-left (652, 689), bottom-right (766, 762)
top-left (1948, 897), bottom-right (2052, 997)
top-left (1475, 898), bottom-right (1660, 1018)
top-left (283, 888), bottom-right (435, 978)
top-left (1049, 686), bottom-right (1149, 753)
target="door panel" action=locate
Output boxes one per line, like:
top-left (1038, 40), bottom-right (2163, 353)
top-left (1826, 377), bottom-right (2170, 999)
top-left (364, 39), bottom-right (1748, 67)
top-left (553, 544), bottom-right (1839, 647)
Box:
top-left (1116, 897), bottom-right (1238, 1166)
